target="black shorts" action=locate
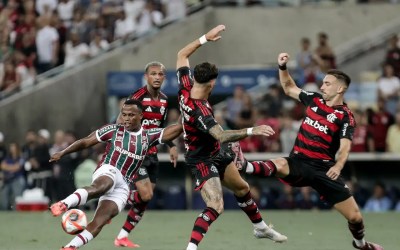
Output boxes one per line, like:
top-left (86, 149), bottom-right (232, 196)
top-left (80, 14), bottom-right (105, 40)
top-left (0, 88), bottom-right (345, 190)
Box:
top-left (281, 156), bottom-right (351, 205)
top-left (133, 154), bottom-right (159, 184)
top-left (186, 149), bottom-right (234, 190)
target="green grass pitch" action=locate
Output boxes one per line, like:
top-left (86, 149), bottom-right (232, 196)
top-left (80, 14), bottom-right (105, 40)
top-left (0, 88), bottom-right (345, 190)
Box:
top-left (1, 210), bottom-right (398, 250)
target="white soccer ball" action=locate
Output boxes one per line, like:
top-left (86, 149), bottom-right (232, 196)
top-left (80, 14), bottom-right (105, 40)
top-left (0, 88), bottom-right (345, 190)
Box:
top-left (61, 209), bottom-right (87, 235)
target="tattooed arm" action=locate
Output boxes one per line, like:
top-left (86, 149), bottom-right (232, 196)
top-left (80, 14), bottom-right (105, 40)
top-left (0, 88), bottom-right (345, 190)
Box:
top-left (208, 124), bottom-right (275, 144)
top-left (278, 52), bottom-right (301, 101)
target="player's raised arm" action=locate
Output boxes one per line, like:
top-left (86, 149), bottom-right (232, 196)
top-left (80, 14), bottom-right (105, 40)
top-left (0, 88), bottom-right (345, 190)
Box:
top-left (278, 52), bottom-right (301, 101)
top-left (161, 124), bottom-right (183, 143)
top-left (209, 124), bottom-right (275, 144)
top-left (49, 131), bottom-right (99, 162)
top-left (176, 24), bottom-right (225, 69)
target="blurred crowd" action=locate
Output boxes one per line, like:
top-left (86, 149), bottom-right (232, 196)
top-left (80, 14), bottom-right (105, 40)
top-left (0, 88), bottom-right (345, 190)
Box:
top-left (0, 0), bottom-right (196, 100)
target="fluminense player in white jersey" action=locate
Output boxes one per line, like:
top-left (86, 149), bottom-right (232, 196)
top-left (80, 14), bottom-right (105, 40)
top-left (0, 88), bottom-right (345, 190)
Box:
top-left (49, 99), bottom-right (182, 250)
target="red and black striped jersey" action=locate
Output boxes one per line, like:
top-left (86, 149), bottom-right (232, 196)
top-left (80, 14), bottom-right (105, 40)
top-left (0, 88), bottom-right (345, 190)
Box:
top-left (96, 124), bottom-right (163, 182)
top-left (177, 67), bottom-right (220, 158)
top-left (291, 90), bottom-right (356, 161)
top-left (128, 86), bottom-right (168, 154)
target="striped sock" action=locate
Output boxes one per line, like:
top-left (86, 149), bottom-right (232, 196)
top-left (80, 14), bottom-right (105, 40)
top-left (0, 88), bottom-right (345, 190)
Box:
top-left (235, 191), bottom-right (262, 223)
top-left (189, 207), bottom-right (219, 246)
top-left (246, 161), bottom-right (276, 177)
top-left (65, 229), bottom-right (93, 248)
top-left (62, 189), bottom-right (88, 208)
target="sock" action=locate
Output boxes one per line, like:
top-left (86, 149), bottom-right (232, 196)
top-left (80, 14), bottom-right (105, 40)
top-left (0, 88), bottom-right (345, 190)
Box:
top-left (235, 191), bottom-right (263, 224)
top-left (189, 207), bottom-right (219, 246)
top-left (348, 221), bottom-right (366, 247)
top-left (65, 229), bottom-right (94, 248)
top-left (246, 161), bottom-right (276, 177)
top-left (62, 188), bottom-right (89, 208)
top-left (119, 192), bottom-right (148, 238)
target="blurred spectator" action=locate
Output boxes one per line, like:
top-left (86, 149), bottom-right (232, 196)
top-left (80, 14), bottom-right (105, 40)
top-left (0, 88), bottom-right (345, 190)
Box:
top-left (136, 1), bottom-right (163, 36)
top-left (123, 0), bottom-right (145, 24)
top-left (214, 109), bottom-right (230, 130)
top-left (384, 34), bottom-right (400, 78)
top-left (35, 16), bottom-right (59, 74)
top-left (0, 60), bottom-right (20, 99)
top-left (64, 31), bottom-right (90, 68)
top-left (51, 13), bottom-right (68, 66)
top-left (161, 0), bottom-right (186, 22)
top-left (234, 93), bottom-right (256, 129)
top-left (364, 182), bottom-right (392, 212)
top-left (368, 99), bottom-right (394, 152)
top-left (279, 112), bottom-right (299, 153)
top-left (0, 142), bottom-right (26, 210)
top-left (14, 50), bottom-right (35, 89)
top-left (36, 0), bottom-right (58, 17)
top-left (386, 110), bottom-right (400, 153)
top-left (89, 32), bottom-right (110, 57)
top-left (255, 111), bottom-right (281, 152)
top-left (225, 85), bottom-right (245, 129)
top-left (239, 136), bottom-right (262, 153)
top-left (377, 63), bottom-right (400, 116)
top-left (314, 32), bottom-right (336, 72)
top-left (258, 84), bottom-right (283, 118)
top-left (295, 187), bottom-right (318, 209)
top-left (295, 37), bottom-right (322, 86)
top-left (113, 10), bottom-right (136, 41)
top-left (57, 0), bottom-right (76, 28)
top-left (276, 185), bottom-right (296, 209)
top-left (346, 180), bottom-right (370, 208)
top-left (351, 109), bottom-right (373, 152)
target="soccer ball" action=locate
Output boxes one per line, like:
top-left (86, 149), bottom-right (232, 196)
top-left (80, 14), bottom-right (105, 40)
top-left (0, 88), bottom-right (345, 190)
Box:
top-left (61, 209), bottom-right (87, 235)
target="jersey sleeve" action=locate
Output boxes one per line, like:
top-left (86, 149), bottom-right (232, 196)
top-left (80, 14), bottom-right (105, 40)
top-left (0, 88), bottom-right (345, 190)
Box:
top-left (193, 103), bottom-right (218, 133)
top-left (147, 128), bottom-right (164, 146)
top-left (298, 90), bottom-right (323, 107)
top-left (96, 124), bottom-right (117, 142)
top-left (177, 66), bottom-right (193, 92)
top-left (340, 112), bottom-right (356, 140)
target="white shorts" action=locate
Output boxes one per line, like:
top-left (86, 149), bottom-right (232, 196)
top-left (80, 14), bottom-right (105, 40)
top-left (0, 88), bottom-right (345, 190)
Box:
top-left (92, 164), bottom-right (129, 212)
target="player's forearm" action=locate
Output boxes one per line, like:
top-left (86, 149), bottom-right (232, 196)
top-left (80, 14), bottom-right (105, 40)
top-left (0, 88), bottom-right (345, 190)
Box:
top-left (335, 148), bottom-right (350, 170)
top-left (162, 124), bottom-right (183, 142)
top-left (279, 68), bottom-right (297, 95)
top-left (177, 39), bottom-right (202, 62)
top-left (61, 139), bottom-right (90, 157)
top-left (217, 129), bottom-right (248, 143)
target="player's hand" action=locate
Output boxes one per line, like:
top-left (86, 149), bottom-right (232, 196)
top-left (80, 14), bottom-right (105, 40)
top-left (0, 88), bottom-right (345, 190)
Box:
top-left (169, 146), bottom-right (178, 168)
top-left (278, 52), bottom-right (290, 66)
top-left (205, 25), bottom-right (226, 42)
top-left (49, 152), bottom-right (63, 162)
top-left (251, 125), bottom-right (275, 137)
top-left (326, 165), bottom-right (341, 180)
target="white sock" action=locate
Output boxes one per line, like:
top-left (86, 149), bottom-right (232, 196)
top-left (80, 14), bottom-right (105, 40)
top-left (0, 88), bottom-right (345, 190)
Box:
top-left (186, 242), bottom-right (197, 250)
top-left (353, 238), bottom-right (366, 247)
top-left (65, 229), bottom-right (94, 248)
top-left (245, 162), bottom-right (254, 174)
top-left (62, 188), bottom-right (89, 208)
top-left (253, 221), bottom-right (268, 230)
top-left (117, 229), bottom-right (130, 239)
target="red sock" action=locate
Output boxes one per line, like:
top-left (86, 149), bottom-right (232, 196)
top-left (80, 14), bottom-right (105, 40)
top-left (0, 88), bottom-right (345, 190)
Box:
top-left (122, 193), bottom-right (148, 233)
top-left (250, 160), bottom-right (276, 177)
top-left (235, 191), bottom-right (262, 223)
top-left (189, 207), bottom-right (219, 245)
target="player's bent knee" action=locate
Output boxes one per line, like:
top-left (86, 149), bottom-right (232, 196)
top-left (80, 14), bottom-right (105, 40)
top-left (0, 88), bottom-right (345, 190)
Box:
top-left (232, 182), bottom-right (250, 197)
top-left (207, 201), bottom-right (224, 214)
top-left (139, 189), bottom-right (153, 202)
top-left (347, 211), bottom-right (363, 223)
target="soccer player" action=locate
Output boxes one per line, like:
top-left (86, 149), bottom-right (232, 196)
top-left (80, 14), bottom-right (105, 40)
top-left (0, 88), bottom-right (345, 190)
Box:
top-left (114, 61), bottom-right (178, 248)
top-left (238, 52), bottom-right (383, 250)
top-left (49, 99), bottom-right (182, 250)
top-left (177, 25), bottom-right (287, 250)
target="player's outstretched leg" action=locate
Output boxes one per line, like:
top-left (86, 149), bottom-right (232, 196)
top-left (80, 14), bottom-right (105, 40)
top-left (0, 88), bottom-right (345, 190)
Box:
top-left (50, 189), bottom-right (89, 216)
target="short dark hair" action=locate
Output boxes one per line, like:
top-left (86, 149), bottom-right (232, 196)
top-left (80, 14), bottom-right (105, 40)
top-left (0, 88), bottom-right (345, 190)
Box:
top-left (193, 62), bottom-right (219, 84)
top-left (124, 99), bottom-right (143, 112)
top-left (327, 69), bottom-right (351, 87)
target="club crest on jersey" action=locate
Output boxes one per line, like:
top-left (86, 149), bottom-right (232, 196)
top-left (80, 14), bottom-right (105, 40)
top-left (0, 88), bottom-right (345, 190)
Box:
top-left (326, 113), bottom-right (337, 123)
top-left (160, 106), bottom-right (165, 115)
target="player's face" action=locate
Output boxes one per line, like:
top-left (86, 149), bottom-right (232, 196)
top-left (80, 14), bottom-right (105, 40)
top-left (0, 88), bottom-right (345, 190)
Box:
top-left (320, 75), bottom-right (344, 101)
top-left (145, 66), bottom-right (165, 90)
top-left (120, 104), bottom-right (143, 131)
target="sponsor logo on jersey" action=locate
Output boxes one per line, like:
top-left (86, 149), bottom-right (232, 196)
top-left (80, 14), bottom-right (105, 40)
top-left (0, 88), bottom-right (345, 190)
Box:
top-left (115, 146), bottom-right (145, 160)
top-left (142, 119), bottom-right (161, 126)
top-left (98, 124), bottom-right (116, 134)
top-left (342, 123), bottom-right (349, 136)
top-left (327, 113), bottom-right (337, 123)
top-left (311, 106), bottom-right (318, 112)
top-left (303, 117), bottom-right (329, 134)
top-left (139, 168), bottom-right (147, 176)
top-left (145, 107), bottom-right (152, 112)
top-left (198, 116), bottom-right (207, 130)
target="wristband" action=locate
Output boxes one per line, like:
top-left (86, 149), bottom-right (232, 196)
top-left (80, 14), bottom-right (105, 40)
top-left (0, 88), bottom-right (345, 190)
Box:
top-left (199, 35), bottom-right (208, 45)
top-left (278, 64), bottom-right (287, 70)
top-left (247, 127), bottom-right (253, 136)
